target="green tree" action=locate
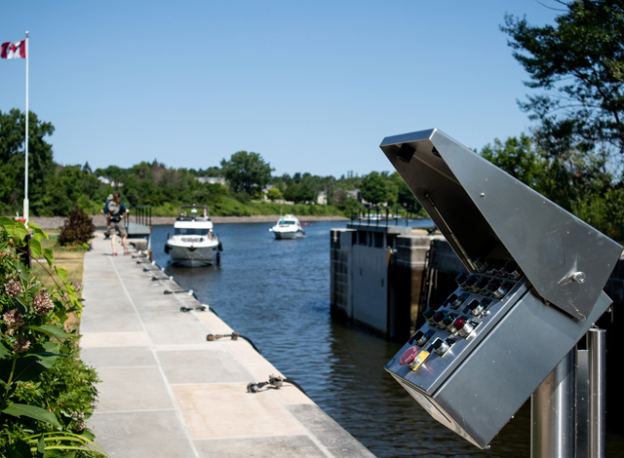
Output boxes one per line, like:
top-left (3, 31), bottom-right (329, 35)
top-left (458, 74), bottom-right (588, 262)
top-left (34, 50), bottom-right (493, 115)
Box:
top-left (502, 1), bottom-right (624, 159)
top-left (480, 134), bottom-right (545, 188)
top-left (0, 109), bottom-right (55, 216)
top-left (298, 173), bottom-right (317, 203)
top-left (220, 151), bottom-right (273, 194)
top-left (389, 172), bottom-right (420, 210)
top-left (266, 187), bottom-right (283, 201)
top-left (360, 172), bottom-right (388, 205)
top-left (283, 183), bottom-right (300, 202)
top-left (333, 188), bottom-right (348, 208)
top-left (480, 133), bottom-right (622, 238)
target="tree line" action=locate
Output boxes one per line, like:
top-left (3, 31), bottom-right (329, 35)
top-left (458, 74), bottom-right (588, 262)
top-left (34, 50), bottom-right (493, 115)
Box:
top-left (0, 110), bottom-right (420, 218)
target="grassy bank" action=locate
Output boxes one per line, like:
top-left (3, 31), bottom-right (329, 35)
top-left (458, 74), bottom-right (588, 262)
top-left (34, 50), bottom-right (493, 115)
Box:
top-left (30, 230), bottom-right (86, 331)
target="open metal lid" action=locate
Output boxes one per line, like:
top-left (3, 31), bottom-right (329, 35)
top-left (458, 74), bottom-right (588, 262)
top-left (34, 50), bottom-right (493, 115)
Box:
top-left (380, 128), bottom-right (622, 321)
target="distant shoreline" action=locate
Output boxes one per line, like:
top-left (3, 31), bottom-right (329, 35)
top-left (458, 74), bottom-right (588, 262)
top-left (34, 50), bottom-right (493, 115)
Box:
top-left (30, 214), bottom-right (350, 229)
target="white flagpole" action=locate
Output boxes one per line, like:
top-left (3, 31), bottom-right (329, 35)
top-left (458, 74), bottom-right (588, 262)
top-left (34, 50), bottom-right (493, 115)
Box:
top-left (23, 31), bottom-right (29, 224)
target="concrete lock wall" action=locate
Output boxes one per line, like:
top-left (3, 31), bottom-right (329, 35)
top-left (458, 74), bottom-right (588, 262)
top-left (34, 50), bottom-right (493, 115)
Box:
top-left (352, 243), bottom-right (390, 334)
top-left (330, 225), bottom-right (449, 340)
top-left (393, 234), bottom-right (446, 334)
top-left (330, 229), bottom-right (355, 319)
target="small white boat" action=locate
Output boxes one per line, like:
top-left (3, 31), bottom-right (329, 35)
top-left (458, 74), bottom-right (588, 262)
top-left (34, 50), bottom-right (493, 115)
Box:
top-left (269, 214), bottom-right (305, 240)
top-left (165, 205), bottom-right (221, 266)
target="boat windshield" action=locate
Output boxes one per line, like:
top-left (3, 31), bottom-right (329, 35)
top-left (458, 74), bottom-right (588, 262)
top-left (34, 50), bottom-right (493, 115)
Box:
top-left (280, 221), bottom-right (296, 225)
top-left (174, 228), bottom-right (209, 235)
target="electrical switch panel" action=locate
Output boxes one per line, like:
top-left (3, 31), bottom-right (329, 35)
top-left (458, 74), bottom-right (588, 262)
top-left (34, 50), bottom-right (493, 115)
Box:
top-left (386, 258), bottom-right (527, 396)
top-left (380, 128), bottom-right (619, 450)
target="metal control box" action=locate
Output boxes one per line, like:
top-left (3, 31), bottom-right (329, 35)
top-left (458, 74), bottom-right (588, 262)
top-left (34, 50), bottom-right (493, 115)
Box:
top-left (380, 129), bottom-right (622, 449)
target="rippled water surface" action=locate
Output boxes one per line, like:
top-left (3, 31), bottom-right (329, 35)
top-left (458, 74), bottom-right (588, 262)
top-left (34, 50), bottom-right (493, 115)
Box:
top-left (150, 221), bottom-right (621, 458)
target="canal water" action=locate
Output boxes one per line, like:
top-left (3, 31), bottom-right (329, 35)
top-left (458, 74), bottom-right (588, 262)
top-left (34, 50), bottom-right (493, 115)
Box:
top-left (150, 221), bottom-right (622, 458)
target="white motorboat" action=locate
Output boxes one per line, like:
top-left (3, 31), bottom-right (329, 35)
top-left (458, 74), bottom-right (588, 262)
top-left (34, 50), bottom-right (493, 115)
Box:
top-left (165, 205), bottom-right (221, 266)
top-left (269, 214), bottom-right (305, 240)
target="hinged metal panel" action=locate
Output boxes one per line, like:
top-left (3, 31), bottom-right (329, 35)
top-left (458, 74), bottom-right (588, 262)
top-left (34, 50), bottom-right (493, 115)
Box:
top-left (380, 128), bottom-right (622, 321)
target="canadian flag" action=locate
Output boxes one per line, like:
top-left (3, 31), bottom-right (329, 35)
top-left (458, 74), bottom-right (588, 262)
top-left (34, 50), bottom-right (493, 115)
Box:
top-left (1, 40), bottom-right (26, 59)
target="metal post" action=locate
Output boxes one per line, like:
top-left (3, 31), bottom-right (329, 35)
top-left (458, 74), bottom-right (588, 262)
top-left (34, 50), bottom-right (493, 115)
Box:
top-left (23, 31), bottom-right (29, 224)
top-left (588, 328), bottom-right (606, 458)
top-left (531, 350), bottom-right (575, 458)
top-left (576, 346), bottom-right (590, 458)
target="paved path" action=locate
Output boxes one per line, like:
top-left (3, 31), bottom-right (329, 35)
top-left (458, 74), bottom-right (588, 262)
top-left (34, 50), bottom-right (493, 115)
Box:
top-left (80, 234), bottom-right (375, 458)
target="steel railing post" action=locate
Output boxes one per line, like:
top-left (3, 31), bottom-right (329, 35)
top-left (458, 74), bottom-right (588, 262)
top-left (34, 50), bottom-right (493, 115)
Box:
top-left (588, 328), bottom-right (606, 458)
top-left (531, 350), bottom-right (575, 458)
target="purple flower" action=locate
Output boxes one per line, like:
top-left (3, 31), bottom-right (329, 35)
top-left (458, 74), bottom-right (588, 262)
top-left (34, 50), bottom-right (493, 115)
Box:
top-left (3, 309), bottom-right (24, 329)
top-left (5, 279), bottom-right (22, 298)
top-left (33, 291), bottom-right (54, 316)
top-left (71, 281), bottom-right (83, 292)
top-left (13, 334), bottom-right (30, 353)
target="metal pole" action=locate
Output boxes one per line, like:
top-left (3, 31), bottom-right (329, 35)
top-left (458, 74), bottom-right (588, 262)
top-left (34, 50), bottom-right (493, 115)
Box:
top-left (23, 31), bottom-right (29, 224)
top-left (588, 328), bottom-right (606, 458)
top-left (531, 350), bottom-right (575, 458)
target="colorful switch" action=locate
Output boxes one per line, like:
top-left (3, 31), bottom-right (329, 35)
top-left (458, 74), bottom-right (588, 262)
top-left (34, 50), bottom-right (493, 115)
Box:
top-left (399, 345), bottom-right (420, 366)
top-left (408, 350), bottom-right (430, 371)
top-left (423, 307), bottom-right (436, 325)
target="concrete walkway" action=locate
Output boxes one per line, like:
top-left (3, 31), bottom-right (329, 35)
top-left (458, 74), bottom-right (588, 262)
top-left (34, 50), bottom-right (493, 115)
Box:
top-left (80, 233), bottom-right (375, 458)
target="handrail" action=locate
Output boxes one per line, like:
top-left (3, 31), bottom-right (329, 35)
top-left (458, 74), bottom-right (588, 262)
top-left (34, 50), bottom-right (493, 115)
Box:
top-left (349, 206), bottom-right (418, 227)
top-left (126, 206), bottom-right (152, 227)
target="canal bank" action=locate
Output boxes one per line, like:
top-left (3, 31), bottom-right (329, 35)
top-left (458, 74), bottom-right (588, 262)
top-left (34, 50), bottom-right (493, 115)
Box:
top-left (32, 214), bottom-right (349, 229)
top-left (80, 233), bottom-right (374, 458)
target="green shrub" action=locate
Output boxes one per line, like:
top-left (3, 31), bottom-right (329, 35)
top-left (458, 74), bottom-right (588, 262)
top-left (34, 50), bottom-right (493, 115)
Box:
top-left (0, 217), bottom-right (106, 456)
top-left (58, 207), bottom-right (95, 247)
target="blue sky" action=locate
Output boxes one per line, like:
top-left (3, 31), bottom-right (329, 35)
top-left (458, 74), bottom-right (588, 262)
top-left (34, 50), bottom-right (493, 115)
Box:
top-left (0, 1), bottom-right (561, 177)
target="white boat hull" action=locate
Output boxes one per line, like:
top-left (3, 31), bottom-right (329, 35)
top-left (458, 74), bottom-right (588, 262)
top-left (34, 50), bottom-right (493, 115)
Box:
top-left (166, 242), bottom-right (219, 267)
top-left (269, 214), bottom-right (305, 240)
top-left (273, 230), bottom-right (305, 240)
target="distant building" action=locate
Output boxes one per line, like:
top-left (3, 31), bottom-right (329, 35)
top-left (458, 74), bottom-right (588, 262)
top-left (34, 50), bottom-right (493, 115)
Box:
top-left (316, 191), bottom-right (327, 205)
top-left (346, 189), bottom-right (361, 202)
top-left (97, 176), bottom-right (123, 187)
top-left (196, 177), bottom-right (226, 186)
top-left (261, 184), bottom-right (276, 202)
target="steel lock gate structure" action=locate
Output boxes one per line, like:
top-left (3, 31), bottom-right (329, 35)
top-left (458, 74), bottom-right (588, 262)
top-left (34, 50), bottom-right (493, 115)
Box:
top-left (380, 129), bottom-right (621, 451)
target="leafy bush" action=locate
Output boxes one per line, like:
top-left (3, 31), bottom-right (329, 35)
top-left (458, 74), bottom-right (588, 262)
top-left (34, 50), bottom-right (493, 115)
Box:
top-left (58, 207), bottom-right (95, 247)
top-left (0, 217), bottom-right (106, 457)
